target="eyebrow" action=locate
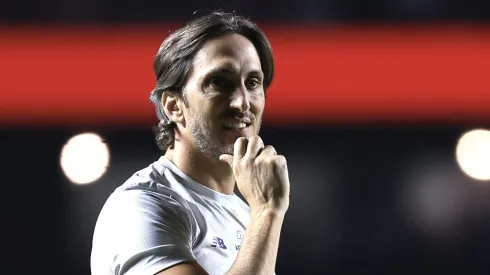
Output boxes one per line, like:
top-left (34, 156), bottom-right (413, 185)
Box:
top-left (248, 70), bottom-right (264, 79)
top-left (205, 66), bottom-right (264, 79)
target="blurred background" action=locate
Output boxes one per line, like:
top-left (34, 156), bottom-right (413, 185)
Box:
top-left (1, 0), bottom-right (490, 274)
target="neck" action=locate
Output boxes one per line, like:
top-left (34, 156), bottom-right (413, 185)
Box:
top-left (164, 143), bottom-right (236, 195)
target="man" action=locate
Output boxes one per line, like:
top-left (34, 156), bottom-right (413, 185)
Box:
top-left (91, 11), bottom-right (290, 275)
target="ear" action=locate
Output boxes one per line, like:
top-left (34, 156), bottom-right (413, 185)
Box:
top-left (161, 91), bottom-right (185, 124)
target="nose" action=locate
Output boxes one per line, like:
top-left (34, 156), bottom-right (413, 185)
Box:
top-left (229, 85), bottom-right (250, 113)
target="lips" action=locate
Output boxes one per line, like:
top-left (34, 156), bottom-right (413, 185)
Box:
top-left (223, 121), bottom-right (251, 130)
top-left (221, 112), bottom-right (252, 130)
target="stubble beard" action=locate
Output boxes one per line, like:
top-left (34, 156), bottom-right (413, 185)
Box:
top-left (189, 113), bottom-right (262, 159)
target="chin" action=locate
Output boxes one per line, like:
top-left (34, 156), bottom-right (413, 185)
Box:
top-left (221, 144), bottom-right (235, 155)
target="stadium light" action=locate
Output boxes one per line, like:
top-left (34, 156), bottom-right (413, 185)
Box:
top-left (60, 132), bottom-right (110, 185)
top-left (455, 129), bottom-right (490, 181)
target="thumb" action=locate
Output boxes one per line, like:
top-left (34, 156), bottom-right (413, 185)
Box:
top-left (219, 154), bottom-right (233, 166)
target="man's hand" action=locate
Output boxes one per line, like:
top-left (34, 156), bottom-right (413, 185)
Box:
top-left (219, 136), bottom-right (290, 214)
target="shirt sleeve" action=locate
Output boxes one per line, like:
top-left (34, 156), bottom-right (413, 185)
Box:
top-left (92, 188), bottom-right (197, 275)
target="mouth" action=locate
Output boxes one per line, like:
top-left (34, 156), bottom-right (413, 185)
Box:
top-left (223, 122), bottom-right (251, 130)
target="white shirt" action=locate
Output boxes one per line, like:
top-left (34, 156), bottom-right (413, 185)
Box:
top-left (91, 156), bottom-right (251, 275)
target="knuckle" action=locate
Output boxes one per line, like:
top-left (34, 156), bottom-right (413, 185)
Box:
top-left (239, 157), bottom-right (252, 167)
top-left (251, 136), bottom-right (263, 147)
top-left (263, 157), bottom-right (273, 165)
top-left (273, 155), bottom-right (287, 167)
top-left (263, 145), bottom-right (276, 155)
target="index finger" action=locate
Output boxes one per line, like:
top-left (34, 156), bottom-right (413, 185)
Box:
top-left (233, 137), bottom-right (248, 163)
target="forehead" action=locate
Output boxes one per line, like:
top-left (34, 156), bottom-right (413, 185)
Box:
top-left (191, 33), bottom-right (262, 75)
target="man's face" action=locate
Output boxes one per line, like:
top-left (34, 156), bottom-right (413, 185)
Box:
top-left (180, 33), bottom-right (266, 159)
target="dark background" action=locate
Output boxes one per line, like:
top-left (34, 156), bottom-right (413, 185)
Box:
top-left (2, 1), bottom-right (490, 274)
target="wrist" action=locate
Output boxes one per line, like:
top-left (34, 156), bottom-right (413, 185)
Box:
top-left (250, 204), bottom-right (287, 220)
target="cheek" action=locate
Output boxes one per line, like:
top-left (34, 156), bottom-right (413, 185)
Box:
top-left (187, 104), bottom-right (217, 128)
top-left (250, 94), bottom-right (266, 115)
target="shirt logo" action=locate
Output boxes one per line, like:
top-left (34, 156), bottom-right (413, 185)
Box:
top-left (211, 237), bottom-right (227, 249)
top-left (237, 230), bottom-right (243, 243)
top-left (235, 231), bottom-right (244, 251)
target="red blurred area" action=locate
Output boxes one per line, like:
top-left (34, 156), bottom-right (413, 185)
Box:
top-left (1, 25), bottom-right (489, 126)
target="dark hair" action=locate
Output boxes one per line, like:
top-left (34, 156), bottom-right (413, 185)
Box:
top-left (149, 11), bottom-right (275, 151)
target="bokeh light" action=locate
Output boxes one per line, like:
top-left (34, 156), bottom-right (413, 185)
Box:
top-left (60, 132), bottom-right (110, 185)
top-left (456, 129), bottom-right (490, 181)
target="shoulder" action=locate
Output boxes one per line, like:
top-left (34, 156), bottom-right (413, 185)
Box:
top-left (91, 159), bottom-right (202, 275)
top-left (93, 158), bottom-right (205, 242)
top-left (113, 158), bottom-right (196, 208)
top-left (101, 161), bottom-right (200, 225)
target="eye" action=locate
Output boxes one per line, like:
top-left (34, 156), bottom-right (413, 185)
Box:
top-left (207, 75), bottom-right (235, 92)
top-left (246, 78), bottom-right (262, 90)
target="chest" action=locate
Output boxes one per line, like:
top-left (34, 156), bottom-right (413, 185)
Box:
top-left (191, 202), bottom-right (248, 274)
